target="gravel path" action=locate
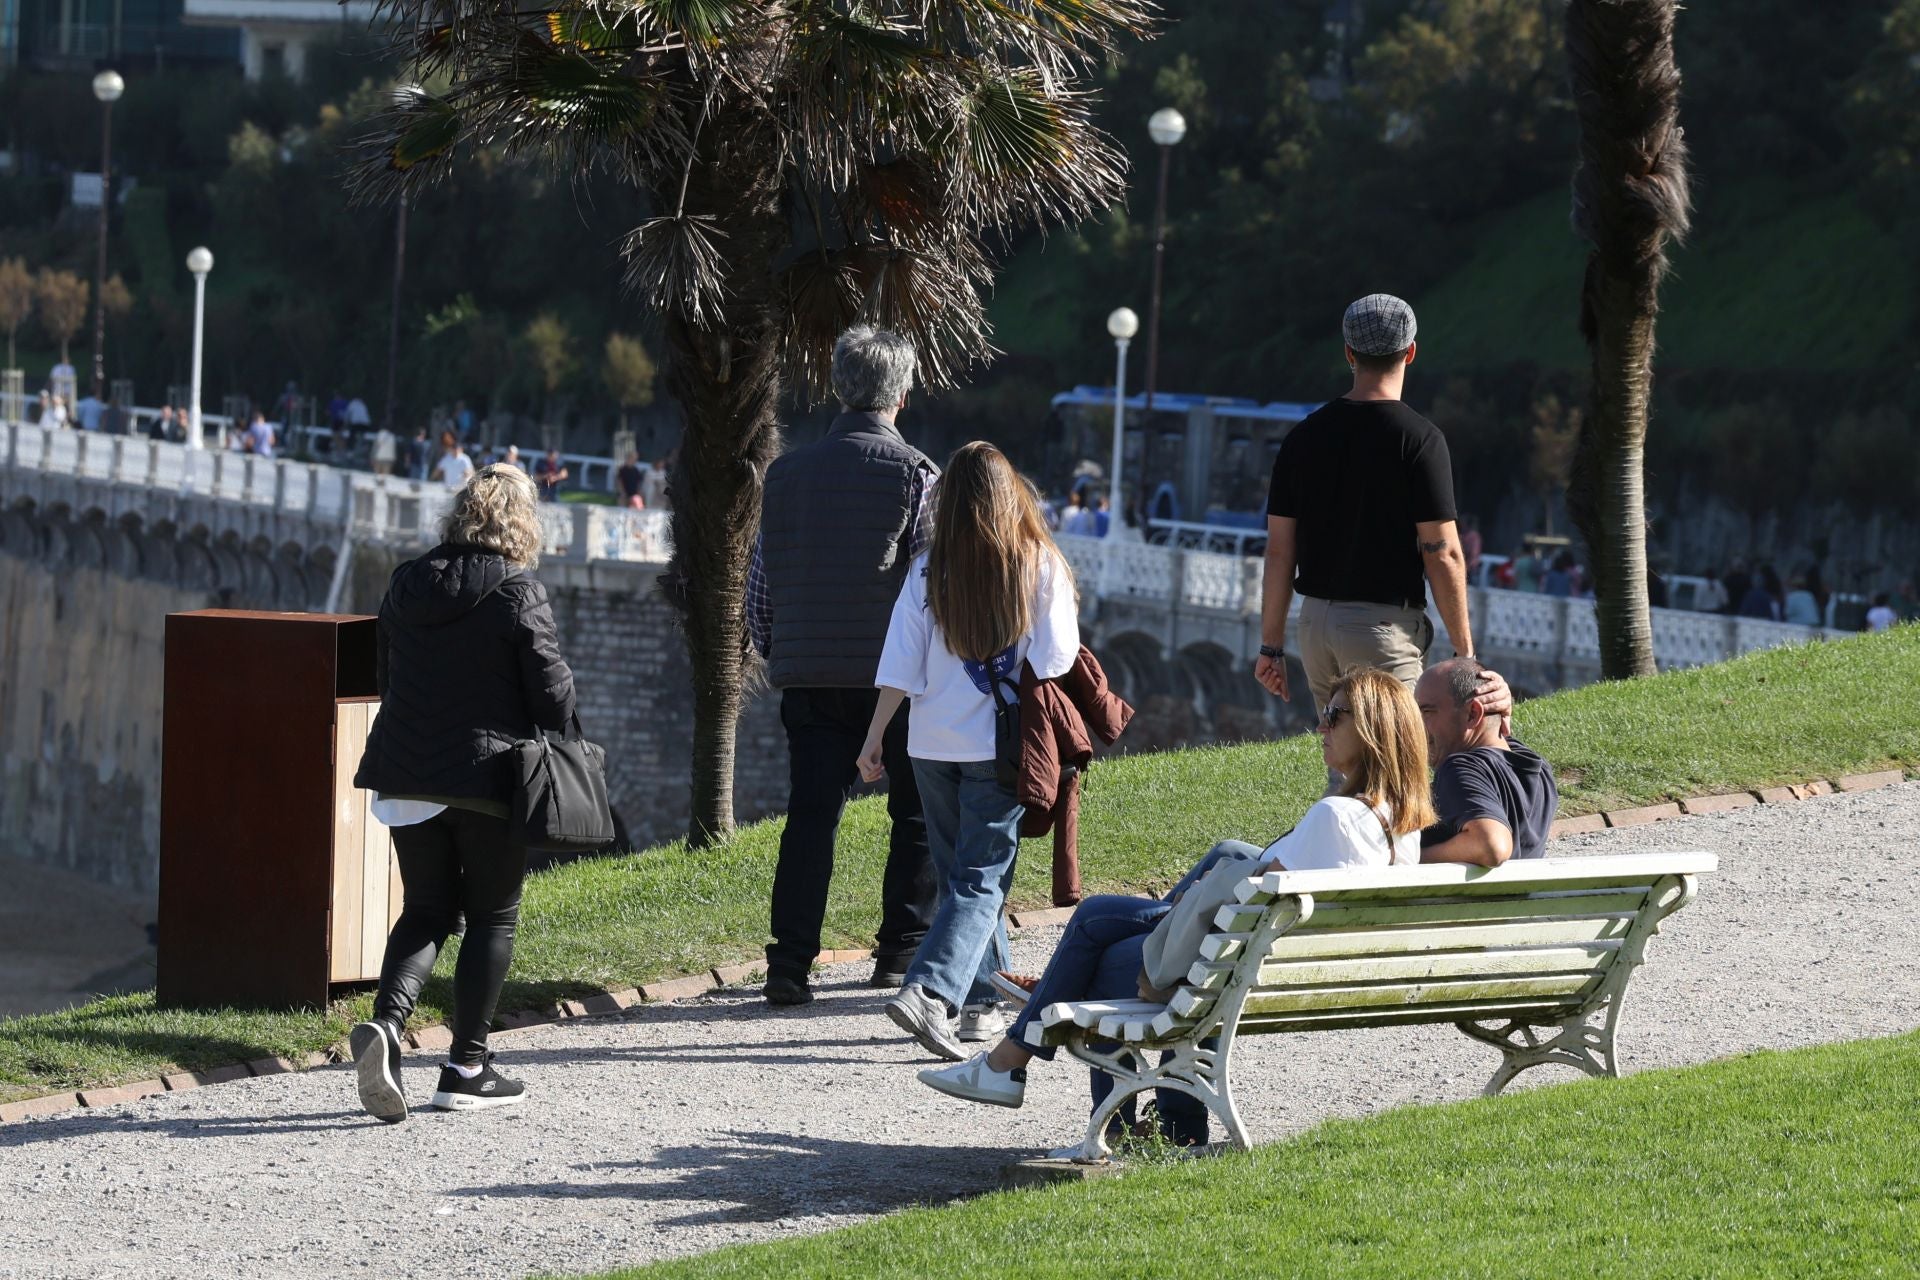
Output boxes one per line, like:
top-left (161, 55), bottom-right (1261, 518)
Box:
top-left (3, 783), bottom-right (1918, 1279)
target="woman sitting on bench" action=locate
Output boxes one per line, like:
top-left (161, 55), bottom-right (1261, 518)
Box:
top-left (917, 666), bottom-right (1434, 1147)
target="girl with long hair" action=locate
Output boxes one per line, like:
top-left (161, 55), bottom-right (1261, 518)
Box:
top-left (917, 667), bottom-right (1431, 1148)
top-left (858, 441), bottom-right (1080, 1061)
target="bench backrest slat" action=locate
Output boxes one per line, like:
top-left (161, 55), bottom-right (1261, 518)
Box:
top-left (1292, 888), bottom-right (1650, 932)
top-left (1265, 915), bottom-right (1634, 961)
top-left (1257, 941), bottom-right (1620, 990)
top-left (1242, 971), bottom-right (1599, 1018)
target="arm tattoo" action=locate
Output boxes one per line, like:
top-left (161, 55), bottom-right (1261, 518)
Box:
top-left (1419, 539), bottom-right (1447, 554)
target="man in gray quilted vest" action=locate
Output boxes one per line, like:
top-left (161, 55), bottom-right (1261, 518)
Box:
top-left (746, 326), bottom-right (939, 1006)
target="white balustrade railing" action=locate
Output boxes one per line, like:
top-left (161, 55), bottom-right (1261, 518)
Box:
top-left (0, 421), bottom-right (673, 567)
top-left (1053, 532), bottom-right (1831, 671)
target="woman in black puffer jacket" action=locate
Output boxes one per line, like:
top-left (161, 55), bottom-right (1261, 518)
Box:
top-left (349, 463), bottom-right (574, 1122)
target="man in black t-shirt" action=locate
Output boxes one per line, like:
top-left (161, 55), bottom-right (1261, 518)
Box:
top-left (1256, 294), bottom-right (1476, 717)
top-left (1415, 658), bottom-right (1559, 865)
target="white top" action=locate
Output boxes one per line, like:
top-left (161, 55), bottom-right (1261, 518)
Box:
top-left (435, 451), bottom-right (475, 489)
top-left (875, 550), bottom-right (1080, 762)
top-left (1259, 795), bottom-right (1421, 870)
top-left (370, 795), bottom-right (446, 827)
top-left (1867, 605), bottom-right (1898, 633)
top-left (371, 429), bottom-right (398, 461)
top-left (1059, 506), bottom-right (1097, 538)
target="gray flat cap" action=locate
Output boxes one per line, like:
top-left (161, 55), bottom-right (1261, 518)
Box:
top-left (1342, 293), bottom-right (1418, 356)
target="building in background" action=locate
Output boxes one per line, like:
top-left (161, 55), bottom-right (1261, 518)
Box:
top-left (9, 0), bottom-right (237, 69)
top-left (181, 0), bottom-right (379, 81)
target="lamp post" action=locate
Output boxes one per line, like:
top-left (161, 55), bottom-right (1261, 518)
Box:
top-left (89, 69), bottom-right (125, 402)
top-left (1105, 306), bottom-right (1139, 538)
top-left (186, 246), bottom-right (212, 450)
top-left (1141, 107), bottom-right (1186, 417)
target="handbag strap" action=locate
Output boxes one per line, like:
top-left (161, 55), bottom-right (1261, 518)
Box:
top-left (534, 710), bottom-right (586, 744)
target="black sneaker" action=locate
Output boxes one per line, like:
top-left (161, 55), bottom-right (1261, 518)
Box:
top-left (429, 1054), bottom-right (525, 1112)
top-left (762, 973), bottom-right (814, 1006)
top-left (349, 1020), bottom-right (407, 1124)
top-left (868, 961), bottom-right (911, 988)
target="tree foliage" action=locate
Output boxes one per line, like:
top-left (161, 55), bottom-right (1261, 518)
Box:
top-left (0, 257), bottom-right (34, 370)
top-left (603, 332), bottom-right (657, 413)
top-left (349, 0), bottom-right (1156, 843)
top-left (34, 269), bottom-right (89, 363)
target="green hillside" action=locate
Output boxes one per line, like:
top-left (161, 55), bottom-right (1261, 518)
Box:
top-left (1413, 180), bottom-right (1910, 375)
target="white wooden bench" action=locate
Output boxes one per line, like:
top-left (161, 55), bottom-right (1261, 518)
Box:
top-left (1026, 851), bottom-right (1716, 1160)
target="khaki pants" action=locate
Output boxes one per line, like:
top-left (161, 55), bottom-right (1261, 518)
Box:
top-left (1296, 595), bottom-right (1434, 715)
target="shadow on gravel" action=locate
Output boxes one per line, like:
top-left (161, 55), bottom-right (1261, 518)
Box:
top-left (443, 1129), bottom-right (1026, 1226)
top-left (0, 1103), bottom-right (385, 1148)
top-left (497, 1035), bottom-right (899, 1070)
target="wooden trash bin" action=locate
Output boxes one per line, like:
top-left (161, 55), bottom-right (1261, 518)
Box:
top-left (157, 610), bottom-right (401, 1009)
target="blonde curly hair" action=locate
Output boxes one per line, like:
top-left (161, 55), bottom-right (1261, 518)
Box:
top-left (442, 463), bottom-right (543, 567)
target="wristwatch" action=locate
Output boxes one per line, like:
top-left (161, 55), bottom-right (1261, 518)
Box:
top-left (1258, 643), bottom-right (1285, 659)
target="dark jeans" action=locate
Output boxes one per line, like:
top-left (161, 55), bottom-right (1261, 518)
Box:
top-left (373, 808), bottom-right (528, 1066)
top-left (767, 687), bottom-right (936, 980)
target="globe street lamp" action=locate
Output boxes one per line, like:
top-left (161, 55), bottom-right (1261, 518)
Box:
top-left (186, 246), bottom-right (213, 450)
top-left (89, 69), bottom-right (125, 402)
top-left (1142, 106), bottom-right (1186, 418)
top-left (1105, 306), bottom-right (1139, 538)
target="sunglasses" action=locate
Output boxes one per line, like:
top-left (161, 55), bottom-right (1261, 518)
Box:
top-left (1319, 704), bottom-right (1351, 730)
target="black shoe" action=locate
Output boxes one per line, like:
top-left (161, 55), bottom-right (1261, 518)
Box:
top-left (349, 1020), bottom-right (407, 1124)
top-left (868, 963), bottom-right (910, 988)
top-left (762, 973), bottom-right (814, 1006)
top-left (429, 1054), bottom-right (525, 1112)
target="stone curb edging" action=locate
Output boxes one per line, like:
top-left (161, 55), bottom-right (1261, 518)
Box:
top-left (4, 767), bottom-right (1911, 1127)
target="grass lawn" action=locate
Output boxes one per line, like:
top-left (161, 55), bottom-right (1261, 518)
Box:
top-left (2, 627), bottom-right (1916, 1104)
top-left (586, 1029), bottom-right (1920, 1280)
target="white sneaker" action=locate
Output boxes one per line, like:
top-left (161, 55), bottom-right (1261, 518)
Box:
top-left (957, 1003), bottom-right (1006, 1042)
top-left (885, 983), bottom-right (965, 1061)
top-left (919, 1051), bottom-right (1027, 1108)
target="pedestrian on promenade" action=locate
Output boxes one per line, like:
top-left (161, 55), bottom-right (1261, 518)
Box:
top-left (406, 427), bottom-right (431, 480)
top-left (860, 440), bottom-right (1081, 1060)
top-left (1739, 565), bottom-right (1783, 620)
top-left (434, 431), bottom-right (474, 490)
top-left (370, 424), bottom-right (399, 476)
top-left (350, 464), bottom-right (575, 1120)
top-left (246, 409), bottom-right (276, 459)
top-left (1255, 294), bottom-right (1474, 717)
top-left (1058, 488), bottom-right (1095, 538)
top-left (534, 448), bottom-right (569, 501)
top-left (748, 325), bottom-right (938, 1005)
top-left (616, 451), bottom-right (646, 508)
top-left (1721, 558), bottom-right (1752, 615)
top-left (1783, 573), bottom-right (1821, 627)
top-left (1866, 593), bottom-right (1899, 633)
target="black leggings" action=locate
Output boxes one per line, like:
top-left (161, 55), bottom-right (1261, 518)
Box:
top-left (373, 807), bottom-right (528, 1066)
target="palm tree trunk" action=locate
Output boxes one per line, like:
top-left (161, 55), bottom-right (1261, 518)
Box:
top-left (1565, 0), bottom-right (1690, 679)
top-left (659, 134), bottom-right (785, 848)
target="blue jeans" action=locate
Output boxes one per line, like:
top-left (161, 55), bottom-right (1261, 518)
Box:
top-left (904, 758), bottom-right (1024, 1013)
top-left (1006, 840), bottom-right (1262, 1145)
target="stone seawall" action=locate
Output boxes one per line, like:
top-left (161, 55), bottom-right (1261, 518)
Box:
top-left (0, 533), bottom-right (209, 890)
top-left (0, 522), bottom-right (797, 890)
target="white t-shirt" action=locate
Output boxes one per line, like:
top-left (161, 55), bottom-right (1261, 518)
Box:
top-left (1260, 795), bottom-right (1421, 870)
top-left (371, 429), bottom-right (398, 462)
top-left (435, 451), bottom-right (475, 489)
top-left (1059, 506), bottom-right (1098, 538)
top-left (1867, 605), bottom-right (1898, 633)
top-left (875, 551), bottom-right (1080, 762)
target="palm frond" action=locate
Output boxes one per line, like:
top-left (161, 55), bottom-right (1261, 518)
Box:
top-left (933, 65), bottom-right (1125, 229)
top-left (347, 84), bottom-right (465, 205)
top-left (622, 214), bottom-right (731, 330)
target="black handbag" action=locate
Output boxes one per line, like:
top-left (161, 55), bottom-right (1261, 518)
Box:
top-left (510, 713), bottom-right (615, 853)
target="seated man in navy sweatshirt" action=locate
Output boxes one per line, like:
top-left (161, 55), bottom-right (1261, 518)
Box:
top-left (1415, 657), bottom-right (1559, 865)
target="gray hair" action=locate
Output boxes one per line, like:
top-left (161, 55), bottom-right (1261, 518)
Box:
top-left (1428, 655), bottom-right (1486, 708)
top-left (831, 325), bottom-right (916, 410)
